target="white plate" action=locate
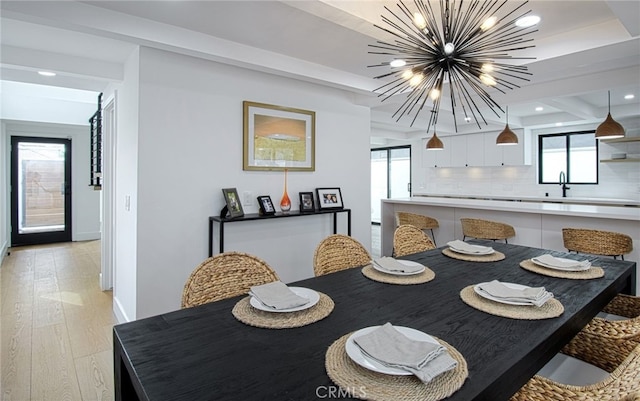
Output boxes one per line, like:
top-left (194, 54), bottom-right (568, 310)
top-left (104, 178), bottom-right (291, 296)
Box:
top-left (474, 282), bottom-right (532, 306)
top-left (249, 287), bottom-right (319, 313)
top-left (448, 246), bottom-right (494, 255)
top-left (345, 326), bottom-right (438, 375)
top-left (531, 257), bottom-right (590, 271)
top-left (371, 260), bottom-right (426, 276)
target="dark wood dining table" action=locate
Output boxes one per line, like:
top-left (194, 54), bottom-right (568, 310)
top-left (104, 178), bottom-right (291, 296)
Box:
top-left (113, 241), bottom-right (636, 401)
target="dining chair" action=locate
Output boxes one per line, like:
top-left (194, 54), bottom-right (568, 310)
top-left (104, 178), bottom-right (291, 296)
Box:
top-left (562, 228), bottom-right (633, 260)
top-left (460, 218), bottom-right (516, 243)
top-left (313, 234), bottom-right (371, 277)
top-left (510, 330), bottom-right (640, 401)
top-left (395, 211), bottom-right (439, 245)
top-left (393, 224), bottom-right (436, 257)
top-left (181, 251), bottom-right (279, 308)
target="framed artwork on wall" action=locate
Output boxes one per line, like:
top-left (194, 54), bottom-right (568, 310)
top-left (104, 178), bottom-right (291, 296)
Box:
top-left (299, 192), bottom-right (315, 212)
top-left (221, 188), bottom-right (244, 218)
top-left (316, 188), bottom-right (343, 209)
top-left (257, 195), bottom-right (276, 215)
top-left (243, 101), bottom-right (315, 171)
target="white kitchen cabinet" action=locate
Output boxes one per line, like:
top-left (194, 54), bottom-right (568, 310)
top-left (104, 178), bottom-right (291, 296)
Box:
top-left (483, 130), bottom-right (526, 166)
top-left (422, 136), bottom-right (451, 167)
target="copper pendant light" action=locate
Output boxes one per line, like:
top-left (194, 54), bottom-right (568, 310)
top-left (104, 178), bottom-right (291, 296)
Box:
top-left (595, 91), bottom-right (625, 139)
top-left (426, 131), bottom-right (443, 150)
top-left (496, 107), bottom-right (518, 145)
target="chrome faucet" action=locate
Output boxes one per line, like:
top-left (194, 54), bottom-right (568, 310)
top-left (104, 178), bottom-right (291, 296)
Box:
top-left (559, 171), bottom-right (570, 198)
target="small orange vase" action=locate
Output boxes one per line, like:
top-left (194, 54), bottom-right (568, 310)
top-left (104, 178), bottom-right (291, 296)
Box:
top-left (280, 169), bottom-right (291, 212)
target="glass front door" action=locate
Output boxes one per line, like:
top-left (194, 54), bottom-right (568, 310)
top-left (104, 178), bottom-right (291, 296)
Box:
top-left (11, 136), bottom-right (72, 246)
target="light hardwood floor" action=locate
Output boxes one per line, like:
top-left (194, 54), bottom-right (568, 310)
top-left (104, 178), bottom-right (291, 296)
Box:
top-left (1, 241), bottom-right (114, 401)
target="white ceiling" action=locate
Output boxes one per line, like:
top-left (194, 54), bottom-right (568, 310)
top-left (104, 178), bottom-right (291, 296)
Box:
top-left (1, 0), bottom-right (639, 143)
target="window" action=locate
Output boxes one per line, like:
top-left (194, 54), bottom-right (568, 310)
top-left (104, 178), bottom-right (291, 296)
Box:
top-left (538, 131), bottom-right (598, 184)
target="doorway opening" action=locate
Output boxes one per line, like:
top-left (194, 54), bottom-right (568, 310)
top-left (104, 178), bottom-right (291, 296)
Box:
top-left (10, 136), bottom-right (72, 246)
top-left (370, 146), bottom-right (411, 224)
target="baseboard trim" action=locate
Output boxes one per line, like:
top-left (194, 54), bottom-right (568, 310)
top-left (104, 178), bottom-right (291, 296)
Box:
top-left (113, 296), bottom-right (131, 324)
top-left (73, 232), bottom-right (101, 242)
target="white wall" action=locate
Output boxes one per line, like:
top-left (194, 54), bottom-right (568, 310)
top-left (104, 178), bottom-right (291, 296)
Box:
top-left (114, 47), bottom-right (371, 321)
top-left (1, 120), bottom-right (101, 244)
top-left (412, 118), bottom-right (640, 202)
top-left (112, 48), bottom-right (140, 324)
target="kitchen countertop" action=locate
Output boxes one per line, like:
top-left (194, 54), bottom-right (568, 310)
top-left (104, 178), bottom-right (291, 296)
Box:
top-left (413, 193), bottom-right (640, 207)
top-left (384, 197), bottom-right (640, 221)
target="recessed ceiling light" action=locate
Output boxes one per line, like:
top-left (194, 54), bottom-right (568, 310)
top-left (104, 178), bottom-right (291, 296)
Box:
top-left (38, 71), bottom-right (56, 77)
top-left (624, 94), bottom-right (635, 100)
top-left (535, 106), bottom-right (543, 111)
top-left (515, 15), bottom-right (540, 28)
top-left (555, 122), bottom-right (563, 127)
top-left (390, 59), bottom-right (406, 67)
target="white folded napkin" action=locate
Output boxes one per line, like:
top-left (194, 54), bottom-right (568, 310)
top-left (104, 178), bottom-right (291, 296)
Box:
top-left (477, 280), bottom-right (553, 307)
top-left (373, 257), bottom-right (423, 273)
top-left (532, 254), bottom-right (591, 271)
top-left (353, 323), bottom-right (457, 384)
top-left (249, 281), bottom-right (309, 310)
top-left (447, 240), bottom-right (494, 254)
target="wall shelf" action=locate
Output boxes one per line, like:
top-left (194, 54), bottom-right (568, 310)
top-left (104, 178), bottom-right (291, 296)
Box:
top-left (600, 158), bottom-right (640, 163)
top-left (601, 137), bottom-right (640, 143)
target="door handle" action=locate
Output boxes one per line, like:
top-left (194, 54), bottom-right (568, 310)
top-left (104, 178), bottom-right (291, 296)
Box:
top-left (407, 183), bottom-right (411, 192)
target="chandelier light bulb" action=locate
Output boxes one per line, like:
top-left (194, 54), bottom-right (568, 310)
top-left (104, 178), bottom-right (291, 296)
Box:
top-left (409, 73), bottom-right (424, 86)
top-left (402, 70), bottom-right (414, 80)
top-left (444, 43), bottom-right (455, 55)
top-left (413, 12), bottom-right (427, 30)
top-left (480, 74), bottom-right (496, 86)
top-left (429, 88), bottom-right (440, 100)
top-left (480, 63), bottom-right (494, 72)
top-left (480, 16), bottom-right (497, 31)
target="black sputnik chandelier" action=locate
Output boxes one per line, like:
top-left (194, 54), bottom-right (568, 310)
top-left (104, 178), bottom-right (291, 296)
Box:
top-left (369, 0), bottom-right (537, 131)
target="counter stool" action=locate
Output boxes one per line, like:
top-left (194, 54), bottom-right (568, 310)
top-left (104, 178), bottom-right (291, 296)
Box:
top-left (562, 228), bottom-right (633, 260)
top-left (395, 211), bottom-right (439, 246)
top-left (460, 218), bottom-right (515, 244)
top-left (182, 251), bottom-right (279, 308)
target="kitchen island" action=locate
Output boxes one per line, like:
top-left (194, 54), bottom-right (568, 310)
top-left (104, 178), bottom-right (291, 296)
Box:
top-left (381, 197), bottom-right (640, 292)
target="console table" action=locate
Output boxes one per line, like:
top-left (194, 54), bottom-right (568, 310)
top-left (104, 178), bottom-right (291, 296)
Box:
top-left (208, 208), bottom-right (351, 256)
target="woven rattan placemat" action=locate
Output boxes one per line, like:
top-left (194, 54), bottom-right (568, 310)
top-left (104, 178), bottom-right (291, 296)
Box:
top-left (232, 292), bottom-right (334, 329)
top-left (361, 264), bottom-right (435, 285)
top-left (325, 332), bottom-right (468, 401)
top-left (519, 260), bottom-right (604, 280)
top-left (459, 285), bottom-right (564, 320)
top-left (442, 248), bottom-right (505, 262)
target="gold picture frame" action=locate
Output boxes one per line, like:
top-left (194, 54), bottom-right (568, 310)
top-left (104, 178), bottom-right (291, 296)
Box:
top-left (243, 101), bottom-right (315, 171)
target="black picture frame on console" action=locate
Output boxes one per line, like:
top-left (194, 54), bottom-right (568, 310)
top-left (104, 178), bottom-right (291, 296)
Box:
top-left (316, 187), bottom-right (343, 209)
top-left (257, 195), bottom-right (276, 215)
top-left (299, 192), bottom-right (315, 212)
top-left (221, 188), bottom-right (244, 218)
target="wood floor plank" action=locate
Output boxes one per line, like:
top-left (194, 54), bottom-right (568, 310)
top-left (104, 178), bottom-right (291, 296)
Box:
top-left (0, 301), bottom-right (33, 401)
top-left (31, 324), bottom-right (82, 401)
top-left (74, 350), bottom-right (114, 401)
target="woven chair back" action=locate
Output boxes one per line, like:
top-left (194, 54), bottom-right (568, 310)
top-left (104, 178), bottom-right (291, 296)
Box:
top-left (393, 225), bottom-right (436, 257)
top-left (395, 212), bottom-right (439, 230)
top-left (313, 234), bottom-right (371, 277)
top-left (511, 337), bottom-right (640, 401)
top-left (182, 251), bottom-right (279, 308)
top-left (562, 228), bottom-right (633, 257)
top-left (460, 218), bottom-right (516, 241)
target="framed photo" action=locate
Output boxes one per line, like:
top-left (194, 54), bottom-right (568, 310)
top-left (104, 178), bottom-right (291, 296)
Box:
top-left (299, 192), bottom-right (315, 212)
top-left (221, 188), bottom-right (244, 218)
top-left (316, 188), bottom-right (343, 209)
top-left (257, 195), bottom-right (276, 215)
top-left (243, 101), bottom-right (315, 171)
